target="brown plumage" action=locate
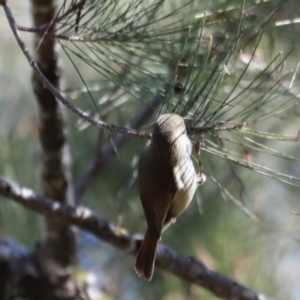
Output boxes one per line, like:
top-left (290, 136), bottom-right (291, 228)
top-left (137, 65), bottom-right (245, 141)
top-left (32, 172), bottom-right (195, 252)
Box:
top-left (135, 114), bottom-right (199, 281)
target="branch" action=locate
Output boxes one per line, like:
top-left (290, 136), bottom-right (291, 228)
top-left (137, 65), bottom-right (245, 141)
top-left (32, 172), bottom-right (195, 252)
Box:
top-left (0, 176), bottom-right (270, 300)
top-left (1, 1), bottom-right (150, 139)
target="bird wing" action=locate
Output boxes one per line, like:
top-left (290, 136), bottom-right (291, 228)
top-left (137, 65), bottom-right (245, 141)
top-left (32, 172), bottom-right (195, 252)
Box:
top-left (138, 147), bottom-right (176, 236)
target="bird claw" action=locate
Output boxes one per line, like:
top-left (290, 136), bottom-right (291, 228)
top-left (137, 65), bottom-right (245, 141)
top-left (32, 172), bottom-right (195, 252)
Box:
top-left (197, 172), bottom-right (206, 185)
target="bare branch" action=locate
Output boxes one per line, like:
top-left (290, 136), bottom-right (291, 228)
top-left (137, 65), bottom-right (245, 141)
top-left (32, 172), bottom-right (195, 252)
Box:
top-left (0, 176), bottom-right (270, 300)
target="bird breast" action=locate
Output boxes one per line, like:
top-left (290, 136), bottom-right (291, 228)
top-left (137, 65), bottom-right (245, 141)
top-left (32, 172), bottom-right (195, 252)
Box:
top-left (170, 154), bottom-right (198, 216)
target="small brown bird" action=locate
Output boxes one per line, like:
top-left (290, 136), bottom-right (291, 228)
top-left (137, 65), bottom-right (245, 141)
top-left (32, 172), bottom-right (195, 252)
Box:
top-left (135, 113), bottom-right (205, 281)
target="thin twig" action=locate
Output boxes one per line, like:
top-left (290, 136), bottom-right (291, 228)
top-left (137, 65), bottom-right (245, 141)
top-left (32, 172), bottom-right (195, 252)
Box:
top-left (75, 0), bottom-right (86, 34)
top-left (0, 176), bottom-right (270, 300)
top-left (17, 0), bottom-right (88, 34)
top-left (187, 122), bottom-right (244, 135)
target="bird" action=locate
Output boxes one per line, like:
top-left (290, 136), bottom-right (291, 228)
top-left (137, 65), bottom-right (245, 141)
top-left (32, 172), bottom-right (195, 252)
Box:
top-left (135, 113), bottom-right (205, 281)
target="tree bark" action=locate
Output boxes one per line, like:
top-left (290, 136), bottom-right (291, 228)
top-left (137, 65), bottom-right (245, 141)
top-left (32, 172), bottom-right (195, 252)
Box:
top-left (30, 0), bottom-right (76, 266)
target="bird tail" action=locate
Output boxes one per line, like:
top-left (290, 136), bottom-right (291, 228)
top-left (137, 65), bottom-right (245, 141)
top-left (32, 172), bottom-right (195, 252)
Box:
top-left (135, 228), bottom-right (159, 281)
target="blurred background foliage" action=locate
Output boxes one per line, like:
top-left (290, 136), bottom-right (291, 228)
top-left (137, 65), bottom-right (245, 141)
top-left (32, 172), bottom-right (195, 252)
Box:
top-left (1, 0), bottom-right (300, 299)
